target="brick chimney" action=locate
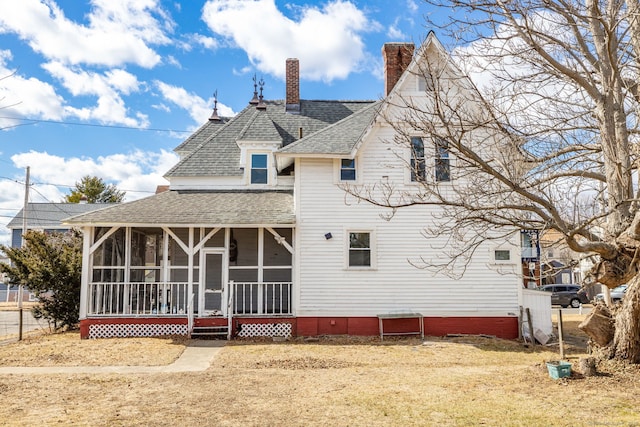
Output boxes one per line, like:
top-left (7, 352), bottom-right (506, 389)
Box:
top-left (382, 43), bottom-right (415, 96)
top-left (286, 58), bottom-right (300, 113)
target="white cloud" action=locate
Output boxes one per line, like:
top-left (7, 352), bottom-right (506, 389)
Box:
top-left (232, 66), bottom-right (253, 76)
top-left (10, 149), bottom-right (179, 202)
top-left (165, 55), bottom-right (182, 68)
top-left (201, 0), bottom-right (372, 82)
top-left (152, 103), bottom-right (171, 113)
top-left (186, 33), bottom-right (219, 50)
top-left (0, 52), bottom-right (68, 128)
top-left (387, 24), bottom-right (405, 40)
top-left (0, 149), bottom-right (180, 245)
top-left (155, 81), bottom-right (235, 124)
top-left (0, 0), bottom-right (171, 68)
top-left (39, 61), bottom-right (147, 127)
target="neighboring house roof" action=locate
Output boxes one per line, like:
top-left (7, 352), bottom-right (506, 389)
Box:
top-left (7, 203), bottom-right (115, 229)
top-left (165, 99), bottom-right (375, 178)
top-left (64, 190), bottom-right (295, 226)
top-left (278, 101), bottom-right (382, 156)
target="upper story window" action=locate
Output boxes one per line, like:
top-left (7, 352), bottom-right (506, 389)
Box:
top-left (340, 159), bottom-right (356, 181)
top-left (410, 137), bottom-right (426, 182)
top-left (251, 154), bottom-right (268, 184)
top-left (435, 138), bottom-right (451, 182)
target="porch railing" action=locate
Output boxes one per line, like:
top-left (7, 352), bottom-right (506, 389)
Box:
top-left (89, 282), bottom-right (189, 316)
top-left (88, 281), bottom-right (293, 317)
top-left (231, 282), bottom-right (293, 315)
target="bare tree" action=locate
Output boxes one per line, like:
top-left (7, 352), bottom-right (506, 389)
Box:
top-left (347, 1), bottom-right (640, 362)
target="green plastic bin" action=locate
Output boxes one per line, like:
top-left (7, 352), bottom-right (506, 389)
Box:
top-left (546, 361), bottom-right (572, 379)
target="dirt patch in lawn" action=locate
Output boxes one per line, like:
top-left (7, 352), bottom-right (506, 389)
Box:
top-left (0, 312), bottom-right (638, 426)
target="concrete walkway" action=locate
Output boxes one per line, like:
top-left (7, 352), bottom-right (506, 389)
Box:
top-left (0, 339), bottom-right (225, 375)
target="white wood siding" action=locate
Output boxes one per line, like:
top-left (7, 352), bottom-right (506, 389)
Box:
top-left (296, 124), bottom-right (521, 318)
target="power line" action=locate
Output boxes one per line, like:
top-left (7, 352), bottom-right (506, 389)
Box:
top-left (0, 115), bottom-right (192, 133)
top-left (30, 181), bottom-right (155, 194)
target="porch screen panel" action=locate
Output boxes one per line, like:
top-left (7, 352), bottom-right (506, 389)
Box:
top-left (91, 228), bottom-right (125, 282)
top-left (92, 228), bottom-right (125, 267)
top-left (169, 229), bottom-right (190, 266)
top-left (130, 227), bottom-right (163, 283)
top-left (231, 228), bottom-right (258, 266)
top-left (203, 228), bottom-right (225, 247)
top-left (263, 228), bottom-right (292, 266)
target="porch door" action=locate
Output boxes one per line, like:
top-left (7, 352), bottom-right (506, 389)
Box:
top-left (202, 251), bottom-right (225, 315)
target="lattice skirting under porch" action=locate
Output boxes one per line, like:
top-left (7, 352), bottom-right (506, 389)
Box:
top-left (237, 322), bottom-right (292, 338)
top-left (89, 323), bottom-right (189, 339)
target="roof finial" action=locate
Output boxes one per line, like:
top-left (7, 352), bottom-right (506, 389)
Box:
top-left (209, 90), bottom-right (220, 121)
top-left (257, 77), bottom-right (266, 110)
top-left (249, 74), bottom-right (259, 105)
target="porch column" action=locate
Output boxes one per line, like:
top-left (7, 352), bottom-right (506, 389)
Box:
top-left (79, 226), bottom-right (92, 320)
top-left (187, 227), bottom-right (194, 317)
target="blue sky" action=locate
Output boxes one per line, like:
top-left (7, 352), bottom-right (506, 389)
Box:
top-left (0, 0), bottom-right (437, 243)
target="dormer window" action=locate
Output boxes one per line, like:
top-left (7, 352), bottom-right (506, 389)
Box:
top-left (251, 154), bottom-right (268, 184)
top-left (340, 159), bottom-right (356, 181)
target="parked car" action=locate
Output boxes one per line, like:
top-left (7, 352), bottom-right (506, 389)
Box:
top-left (538, 284), bottom-right (590, 308)
top-left (594, 284), bottom-right (628, 303)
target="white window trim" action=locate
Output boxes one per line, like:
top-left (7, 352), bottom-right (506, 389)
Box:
top-left (344, 228), bottom-right (377, 270)
top-left (334, 158), bottom-right (361, 184)
top-left (247, 152), bottom-right (273, 186)
top-left (490, 246), bottom-right (516, 264)
top-left (403, 136), bottom-right (455, 185)
top-left (405, 136), bottom-right (425, 185)
top-left (237, 139), bottom-right (281, 187)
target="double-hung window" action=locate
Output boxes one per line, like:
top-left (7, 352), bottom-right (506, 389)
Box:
top-left (435, 138), bottom-right (451, 182)
top-left (251, 154), bottom-right (268, 184)
top-left (348, 232), bottom-right (371, 267)
top-left (410, 137), bottom-right (426, 182)
top-left (340, 159), bottom-right (356, 181)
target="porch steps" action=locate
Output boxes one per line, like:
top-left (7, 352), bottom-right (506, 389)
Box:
top-left (190, 325), bottom-right (229, 340)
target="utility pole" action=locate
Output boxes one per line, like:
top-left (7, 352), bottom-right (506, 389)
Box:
top-left (18, 166), bottom-right (29, 341)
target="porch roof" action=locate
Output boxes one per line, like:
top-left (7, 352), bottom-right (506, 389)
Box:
top-left (63, 190), bottom-right (295, 226)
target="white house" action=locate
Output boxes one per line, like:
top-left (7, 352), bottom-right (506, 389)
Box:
top-left (66, 33), bottom-right (523, 340)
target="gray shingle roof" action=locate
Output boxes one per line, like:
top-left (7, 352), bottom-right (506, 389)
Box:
top-left (278, 101), bottom-right (382, 155)
top-left (239, 109), bottom-right (282, 141)
top-left (165, 100), bottom-right (376, 178)
top-left (64, 190), bottom-right (295, 226)
top-left (173, 117), bottom-right (229, 155)
top-left (7, 203), bottom-right (116, 229)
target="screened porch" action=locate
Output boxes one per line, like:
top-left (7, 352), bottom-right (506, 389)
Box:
top-left (84, 225), bottom-right (294, 318)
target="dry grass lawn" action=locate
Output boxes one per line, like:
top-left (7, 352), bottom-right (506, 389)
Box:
top-left (0, 313), bottom-right (638, 426)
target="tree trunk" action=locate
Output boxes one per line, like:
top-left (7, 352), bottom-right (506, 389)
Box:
top-left (579, 304), bottom-right (614, 347)
top-left (612, 276), bottom-right (640, 363)
top-left (578, 357), bottom-right (597, 377)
